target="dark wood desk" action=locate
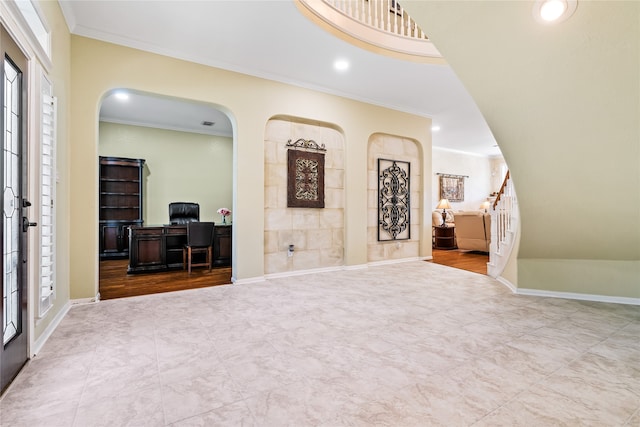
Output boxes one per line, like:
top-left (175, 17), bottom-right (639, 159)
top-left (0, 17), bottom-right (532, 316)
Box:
top-left (128, 224), bottom-right (232, 273)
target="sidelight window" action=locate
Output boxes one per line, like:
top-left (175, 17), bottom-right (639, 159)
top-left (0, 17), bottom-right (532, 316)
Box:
top-left (39, 76), bottom-right (56, 316)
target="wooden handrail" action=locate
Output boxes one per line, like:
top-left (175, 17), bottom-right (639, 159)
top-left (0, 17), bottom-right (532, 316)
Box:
top-left (493, 170), bottom-right (510, 209)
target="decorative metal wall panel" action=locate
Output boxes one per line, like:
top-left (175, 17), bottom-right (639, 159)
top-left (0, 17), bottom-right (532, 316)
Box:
top-left (378, 159), bottom-right (410, 241)
top-left (287, 148), bottom-right (325, 208)
top-left (285, 138), bottom-right (327, 152)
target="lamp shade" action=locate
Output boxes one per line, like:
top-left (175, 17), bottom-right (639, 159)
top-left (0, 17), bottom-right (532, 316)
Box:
top-left (436, 199), bottom-right (451, 210)
top-left (479, 201), bottom-right (491, 212)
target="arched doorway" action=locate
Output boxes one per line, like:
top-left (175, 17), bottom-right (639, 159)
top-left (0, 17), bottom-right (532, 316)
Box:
top-left (96, 90), bottom-right (235, 299)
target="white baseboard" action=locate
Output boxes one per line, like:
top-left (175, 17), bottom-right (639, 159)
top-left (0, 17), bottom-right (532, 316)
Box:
top-left (232, 276), bottom-right (266, 285)
top-left (368, 257), bottom-right (424, 267)
top-left (517, 288), bottom-right (640, 306)
top-left (71, 294), bottom-right (100, 305)
top-left (496, 276), bottom-right (517, 293)
top-left (265, 265), bottom-right (344, 280)
top-left (32, 300), bottom-right (72, 357)
top-left (246, 258), bottom-right (430, 283)
top-left (343, 264), bottom-right (368, 271)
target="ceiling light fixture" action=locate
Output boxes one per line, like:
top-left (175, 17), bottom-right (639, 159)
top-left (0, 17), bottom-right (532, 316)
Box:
top-left (431, 125), bottom-right (441, 132)
top-left (334, 59), bottom-right (349, 72)
top-left (541, 0), bottom-right (566, 21)
top-left (114, 91), bottom-right (129, 101)
top-left (533, 0), bottom-right (577, 24)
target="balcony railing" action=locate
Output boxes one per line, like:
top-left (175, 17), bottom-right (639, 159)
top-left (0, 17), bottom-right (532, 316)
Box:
top-left (297, 0), bottom-right (442, 60)
top-left (327, 0), bottom-right (427, 39)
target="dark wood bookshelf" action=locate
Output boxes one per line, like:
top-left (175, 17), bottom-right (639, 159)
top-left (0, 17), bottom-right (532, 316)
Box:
top-left (98, 156), bottom-right (145, 259)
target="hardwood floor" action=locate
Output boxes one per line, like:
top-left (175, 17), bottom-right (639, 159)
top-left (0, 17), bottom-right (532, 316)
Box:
top-left (99, 259), bottom-right (232, 300)
top-left (99, 249), bottom-right (485, 301)
top-left (428, 248), bottom-right (489, 275)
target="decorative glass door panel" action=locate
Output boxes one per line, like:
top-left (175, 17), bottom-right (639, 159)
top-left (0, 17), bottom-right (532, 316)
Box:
top-left (1, 24), bottom-right (30, 393)
top-left (3, 58), bottom-right (20, 345)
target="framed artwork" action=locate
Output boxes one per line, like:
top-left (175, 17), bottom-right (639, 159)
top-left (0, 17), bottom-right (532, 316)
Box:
top-left (287, 149), bottom-right (325, 208)
top-left (439, 174), bottom-right (465, 202)
top-left (378, 158), bottom-right (410, 241)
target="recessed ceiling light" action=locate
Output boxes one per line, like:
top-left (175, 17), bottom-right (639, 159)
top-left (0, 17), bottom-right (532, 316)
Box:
top-left (431, 125), bottom-right (441, 132)
top-left (334, 59), bottom-right (349, 72)
top-left (540, 0), bottom-right (565, 21)
top-left (114, 91), bottom-right (129, 101)
top-left (533, 0), bottom-right (577, 24)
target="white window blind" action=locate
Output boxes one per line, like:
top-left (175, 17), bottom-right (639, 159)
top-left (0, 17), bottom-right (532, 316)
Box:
top-left (39, 88), bottom-right (56, 316)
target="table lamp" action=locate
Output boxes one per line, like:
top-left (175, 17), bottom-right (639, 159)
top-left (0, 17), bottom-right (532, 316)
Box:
top-left (436, 198), bottom-right (451, 227)
top-left (479, 201), bottom-right (491, 213)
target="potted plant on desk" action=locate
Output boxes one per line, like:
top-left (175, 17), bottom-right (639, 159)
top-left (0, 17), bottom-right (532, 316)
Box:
top-left (217, 208), bottom-right (231, 224)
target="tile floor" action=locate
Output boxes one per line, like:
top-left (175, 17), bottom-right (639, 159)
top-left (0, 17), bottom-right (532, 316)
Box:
top-left (0, 261), bottom-right (639, 426)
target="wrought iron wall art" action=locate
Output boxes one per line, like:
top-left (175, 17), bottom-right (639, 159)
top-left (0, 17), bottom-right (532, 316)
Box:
top-left (378, 159), bottom-right (410, 241)
top-left (437, 173), bottom-right (467, 202)
top-left (286, 139), bottom-right (325, 208)
top-left (285, 138), bottom-right (327, 152)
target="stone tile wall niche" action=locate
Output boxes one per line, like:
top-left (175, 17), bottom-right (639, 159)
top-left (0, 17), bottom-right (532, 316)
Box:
top-left (264, 119), bottom-right (345, 275)
top-left (367, 133), bottom-right (421, 262)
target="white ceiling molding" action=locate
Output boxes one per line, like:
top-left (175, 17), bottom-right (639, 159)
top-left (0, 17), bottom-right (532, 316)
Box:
top-left (60, 0), bottom-right (502, 156)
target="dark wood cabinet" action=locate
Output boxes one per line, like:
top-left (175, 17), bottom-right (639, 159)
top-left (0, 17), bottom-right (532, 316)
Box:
top-left (165, 226), bottom-right (188, 269)
top-left (213, 225), bottom-right (232, 266)
top-left (127, 225), bottom-right (186, 273)
top-left (128, 226), bottom-right (165, 271)
top-left (99, 156), bottom-right (145, 259)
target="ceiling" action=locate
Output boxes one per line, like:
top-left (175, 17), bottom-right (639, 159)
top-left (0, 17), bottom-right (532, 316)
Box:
top-left (100, 91), bottom-right (234, 137)
top-left (60, 0), bottom-right (500, 156)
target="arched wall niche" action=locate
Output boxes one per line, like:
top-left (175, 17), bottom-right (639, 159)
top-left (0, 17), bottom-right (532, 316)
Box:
top-left (367, 133), bottom-right (422, 262)
top-left (264, 115), bottom-right (345, 275)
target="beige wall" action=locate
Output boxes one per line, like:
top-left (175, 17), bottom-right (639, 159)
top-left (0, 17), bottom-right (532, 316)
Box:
top-left (431, 147), bottom-right (498, 212)
top-left (489, 156), bottom-right (508, 196)
top-left (32, 1), bottom-right (71, 341)
top-left (70, 36), bottom-right (432, 298)
top-left (99, 122), bottom-right (233, 225)
top-left (406, 1), bottom-right (640, 298)
top-left (367, 134), bottom-right (422, 262)
top-left (264, 118), bottom-right (344, 274)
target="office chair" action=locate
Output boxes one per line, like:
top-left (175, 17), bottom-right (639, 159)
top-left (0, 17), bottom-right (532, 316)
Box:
top-left (169, 202), bottom-right (200, 224)
top-left (183, 221), bottom-right (215, 273)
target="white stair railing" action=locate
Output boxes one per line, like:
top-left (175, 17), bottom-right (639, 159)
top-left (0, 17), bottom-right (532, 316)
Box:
top-left (297, 0), bottom-right (442, 59)
top-left (487, 172), bottom-right (519, 278)
top-left (324, 0), bottom-right (428, 40)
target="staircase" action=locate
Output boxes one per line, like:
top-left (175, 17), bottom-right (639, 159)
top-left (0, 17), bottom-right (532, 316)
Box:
top-left (487, 171), bottom-right (519, 279)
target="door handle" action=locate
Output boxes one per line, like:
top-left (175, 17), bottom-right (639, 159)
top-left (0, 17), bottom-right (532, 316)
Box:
top-left (22, 217), bottom-right (37, 232)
